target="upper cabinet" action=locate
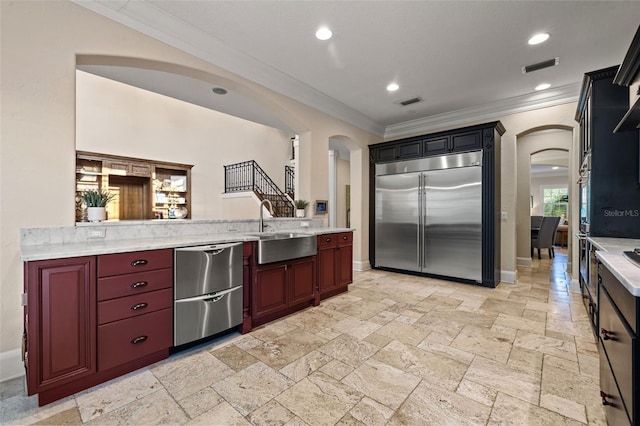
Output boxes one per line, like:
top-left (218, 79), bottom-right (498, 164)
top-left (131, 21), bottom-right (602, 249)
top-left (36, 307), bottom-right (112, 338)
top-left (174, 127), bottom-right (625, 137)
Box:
top-left (613, 25), bottom-right (640, 132)
top-left (76, 152), bottom-right (193, 222)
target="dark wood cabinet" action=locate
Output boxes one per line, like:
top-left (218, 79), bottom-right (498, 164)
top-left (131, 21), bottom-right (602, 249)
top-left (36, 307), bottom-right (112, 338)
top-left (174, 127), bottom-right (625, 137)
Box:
top-left (25, 256), bottom-right (97, 396)
top-left (576, 67), bottom-right (640, 238)
top-left (450, 130), bottom-right (481, 152)
top-left (317, 232), bottom-right (353, 300)
top-left (374, 140), bottom-right (422, 162)
top-left (422, 136), bottom-right (449, 155)
top-left (252, 256), bottom-right (316, 327)
top-left (24, 248), bottom-right (173, 406)
top-left (598, 263), bottom-right (639, 425)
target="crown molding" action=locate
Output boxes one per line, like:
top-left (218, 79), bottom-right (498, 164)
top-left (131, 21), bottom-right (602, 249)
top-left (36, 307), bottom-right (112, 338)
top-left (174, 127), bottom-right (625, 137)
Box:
top-left (383, 83), bottom-right (581, 140)
top-left (71, 0), bottom-right (386, 136)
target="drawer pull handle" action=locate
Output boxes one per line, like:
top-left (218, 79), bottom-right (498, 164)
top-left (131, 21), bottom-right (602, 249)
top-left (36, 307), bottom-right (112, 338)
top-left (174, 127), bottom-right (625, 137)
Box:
top-left (600, 328), bottom-right (613, 341)
top-left (343, 236), bottom-right (348, 240)
top-left (326, 238), bottom-right (332, 243)
top-left (600, 391), bottom-right (611, 406)
top-left (131, 259), bottom-right (148, 267)
top-left (204, 295), bottom-right (224, 303)
top-left (131, 336), bottom-right (148, 344)
top-left (131, 281), bottom-right (148, 289)
top-left (131, 302), bottom-right (148, 311)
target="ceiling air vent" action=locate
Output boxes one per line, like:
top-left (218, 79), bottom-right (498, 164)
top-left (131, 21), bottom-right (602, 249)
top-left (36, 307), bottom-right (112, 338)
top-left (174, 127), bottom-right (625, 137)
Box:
top-left (522, 57), bottom-right (559, 74)
top-left (397, 97), bottom-right (423, 106)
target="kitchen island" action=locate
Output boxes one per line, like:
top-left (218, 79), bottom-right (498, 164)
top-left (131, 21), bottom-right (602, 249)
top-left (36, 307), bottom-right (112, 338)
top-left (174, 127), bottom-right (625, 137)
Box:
top-left (20, 219), bottom-right (354, 406)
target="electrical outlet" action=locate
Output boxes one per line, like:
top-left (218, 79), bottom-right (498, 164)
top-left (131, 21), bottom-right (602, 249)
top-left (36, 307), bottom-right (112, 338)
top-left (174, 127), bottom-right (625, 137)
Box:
top-left (88, 229), bottom-right (106, 239)
top-left (500, 211), bottom-right (508, 220)
top-left (300, 221), bottom-right (310, 228)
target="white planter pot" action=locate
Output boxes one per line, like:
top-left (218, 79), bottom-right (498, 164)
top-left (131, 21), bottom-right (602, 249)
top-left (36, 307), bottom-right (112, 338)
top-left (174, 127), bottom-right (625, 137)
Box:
top-left (296, 209), bottom-right (305, 218)
top-left (87, 207), bottom-right (106, 222)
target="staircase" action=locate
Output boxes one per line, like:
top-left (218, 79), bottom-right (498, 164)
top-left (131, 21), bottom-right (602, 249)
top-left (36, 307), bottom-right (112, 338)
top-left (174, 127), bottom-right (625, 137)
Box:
top-left (224, 160), bottom-right (294, 217)
top-left (285, 165), bottom-right (295, 200)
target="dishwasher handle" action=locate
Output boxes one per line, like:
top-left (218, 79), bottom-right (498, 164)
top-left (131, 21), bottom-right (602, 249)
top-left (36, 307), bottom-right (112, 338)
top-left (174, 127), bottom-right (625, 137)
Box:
top-left (175, 287), bottom-right (238, 303)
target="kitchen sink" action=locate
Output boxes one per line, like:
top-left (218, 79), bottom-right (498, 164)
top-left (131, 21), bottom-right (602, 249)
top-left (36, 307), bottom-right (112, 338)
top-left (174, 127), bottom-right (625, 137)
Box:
top-left (247, 232), bottom-right (317, 264)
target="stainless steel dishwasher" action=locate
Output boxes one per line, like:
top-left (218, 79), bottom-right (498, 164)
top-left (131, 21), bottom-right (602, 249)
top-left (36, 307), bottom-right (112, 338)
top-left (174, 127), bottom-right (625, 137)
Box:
top-left (174, 242), bottom-right (243, 346)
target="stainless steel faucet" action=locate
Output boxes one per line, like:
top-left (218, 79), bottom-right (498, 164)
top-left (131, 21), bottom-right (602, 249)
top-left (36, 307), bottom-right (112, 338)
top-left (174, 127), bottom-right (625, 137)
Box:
top-left (259, 199), bottom-right (273, 232)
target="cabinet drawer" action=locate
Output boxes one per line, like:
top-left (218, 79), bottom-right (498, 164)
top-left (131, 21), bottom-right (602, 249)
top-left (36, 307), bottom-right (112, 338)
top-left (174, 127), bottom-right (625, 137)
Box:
top-left (98, 308), bottom-right (172, 371)
top-left (599, 344), bottom-right (631, 425)
top-left (336, 232), bottom-right (353, 246)
top-left (98, 268), bottom-right (172, 301)
top-left (599, 286), bottom-right (635, 422)
top-left (98, 249), bottom-right (173, 277)
top-left (600, 265), bottom-right (639, 334)
top-left (98, 288), bottom-right (173, 325)
top-left (317, 234), bottom-right (338, 248)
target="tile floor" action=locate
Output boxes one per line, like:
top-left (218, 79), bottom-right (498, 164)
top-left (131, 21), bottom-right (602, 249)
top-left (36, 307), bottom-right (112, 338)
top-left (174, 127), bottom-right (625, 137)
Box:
top-left (1, 250), bottom-right (605, 425)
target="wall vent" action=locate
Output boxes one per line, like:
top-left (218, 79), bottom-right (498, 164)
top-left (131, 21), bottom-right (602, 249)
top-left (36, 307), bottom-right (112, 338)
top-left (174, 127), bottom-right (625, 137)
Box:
top-left (397, 97), bottom-right (423, 106)
top-left (522, 57), bottom-right (559, 74)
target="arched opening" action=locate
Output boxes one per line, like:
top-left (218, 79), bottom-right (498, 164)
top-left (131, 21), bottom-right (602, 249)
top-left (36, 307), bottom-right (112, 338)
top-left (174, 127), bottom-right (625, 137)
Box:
top-left (516, 127), bottom-right (573, 270)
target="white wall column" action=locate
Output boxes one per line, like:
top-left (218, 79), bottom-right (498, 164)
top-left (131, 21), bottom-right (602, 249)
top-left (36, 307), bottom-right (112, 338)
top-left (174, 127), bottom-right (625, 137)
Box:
top-left (328, 150), bottom-right (337, 227)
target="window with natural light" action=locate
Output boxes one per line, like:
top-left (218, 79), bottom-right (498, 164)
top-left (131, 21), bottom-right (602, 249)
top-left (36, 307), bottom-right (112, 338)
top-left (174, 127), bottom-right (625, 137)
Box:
top-left (542, 186), bottom-right (568, 219)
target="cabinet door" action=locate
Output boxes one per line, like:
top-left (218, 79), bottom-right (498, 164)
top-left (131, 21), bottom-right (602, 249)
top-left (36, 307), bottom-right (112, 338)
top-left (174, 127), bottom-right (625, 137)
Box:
top-left (253, 263), bottom-right (288, 318)
top-left (336, 244), bottom-right (353, 286)
top-left (397, 140), bottom-right (422, 159)
top-left (423, 137), bottom-right (449, 155)
top-left (289, 258), bottom-right (316, 305)
top-left (450, 130), bottom-right (481, 152)
top-left (317, 247), bottom-right (337, 292)
top-left (25, 257), bottom-right (96, 394)
top-left (376, 145), bottom-right (397, 162)
top-left (103, 160), bottom-right (130, 175)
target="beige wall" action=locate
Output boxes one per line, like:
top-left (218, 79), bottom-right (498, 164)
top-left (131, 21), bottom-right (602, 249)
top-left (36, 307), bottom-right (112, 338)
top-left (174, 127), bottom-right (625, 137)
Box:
top-left (76, 71), bottom-right (291, 219)
top-left (0, 0), bottom-right (378, 375)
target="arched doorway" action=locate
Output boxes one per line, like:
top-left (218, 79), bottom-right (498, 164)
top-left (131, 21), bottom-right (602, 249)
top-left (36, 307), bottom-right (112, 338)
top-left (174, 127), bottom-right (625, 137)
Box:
top-left (516, 127), bottom-right (573, 269)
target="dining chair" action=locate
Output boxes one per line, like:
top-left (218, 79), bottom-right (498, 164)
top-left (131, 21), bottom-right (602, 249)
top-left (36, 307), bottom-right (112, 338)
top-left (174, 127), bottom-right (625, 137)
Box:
top-left (530, 215), bottom-right (543, 229)
top-left (531, 216), bottom-right (561, 259)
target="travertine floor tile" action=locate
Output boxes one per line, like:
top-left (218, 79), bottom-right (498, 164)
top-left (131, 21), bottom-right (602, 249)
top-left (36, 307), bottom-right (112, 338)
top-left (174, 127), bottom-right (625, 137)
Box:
top-left (349, 396), bottom-right (394, 426)
top-left (540, 392), bottom-right (588, 424)
top-left (488, 392), bottom-right (583, 425)
top-left (463, 356), bottom-right (541, 404)
top-left (280, 350), bottom-right (333, 382)
top-left (247, 399), bottom-right (295, 426)
top-left (248, 330), bottom-right (328, 369)
top-left (276, 372), bottom-right (362, 426)
top-left (329, 316), bottom-right (382, 339)
top-left (211, 343), bottom-right (260, 371)
top-left (374, 320), bottom-right (429, 346)
top-left (177, 386), bottom-right (224, 419)
top-left (84, 388), bottom-right (189, 425)
top-left (455, 379), bottom-right (498, 407)
top-left (32, 407), bottom-right (82, 425)
top-left (75, 369), bottom-right (162, 422)
top-left (451, 324), bottom-right (514, 363)
top-left (186, 401), bottom-right (249, 426)
top-left (317, 334), bottom-right (379, 368)
top-left (342, 358), bottom-right (420, 410)
top-left (514, 330), bottom-right (577, 362)
top-left (493, 313), bottom-right (546, 334)
top-left (388, 380), bottom-right (491, 425)
top-left (212, 362), bottom-right (293, 416)
top-left (373, 340), bottom-right (468, 391)
top-left (152, 350), bottom-right (235, 401)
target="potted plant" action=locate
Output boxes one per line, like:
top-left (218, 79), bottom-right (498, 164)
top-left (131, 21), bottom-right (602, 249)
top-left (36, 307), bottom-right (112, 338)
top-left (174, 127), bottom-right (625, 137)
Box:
top-left (294, 199), bottom-right (308, 218)
top-left (81, 188), bottom-right (115, 222)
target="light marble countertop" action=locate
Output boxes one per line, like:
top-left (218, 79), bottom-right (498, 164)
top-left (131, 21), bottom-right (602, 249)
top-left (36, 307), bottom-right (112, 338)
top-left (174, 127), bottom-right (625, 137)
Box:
top-left (21, 227), bottom-right (354, 261)
top-left (589, 237), bottom-right (640, 297)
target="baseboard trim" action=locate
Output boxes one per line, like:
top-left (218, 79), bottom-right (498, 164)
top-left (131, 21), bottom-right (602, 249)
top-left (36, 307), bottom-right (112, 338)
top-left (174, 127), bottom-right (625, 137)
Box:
top-left (500, 270), bottom-right (517, 284)
top-left (0, 349), bottom-right (24, 382)
top-left (352, 260), bottom-right (371, 272)
top-left (516, 257), bottom-right (533, 267)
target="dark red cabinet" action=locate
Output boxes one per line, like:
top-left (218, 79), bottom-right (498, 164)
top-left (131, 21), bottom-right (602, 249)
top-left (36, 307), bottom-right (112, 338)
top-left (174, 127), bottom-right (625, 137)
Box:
top-left (317, 232), bottom-right (353, 300)
top-left (252, 256), bottom-right (316, 327)
top-left (25, 256), bottom-right (97, 396)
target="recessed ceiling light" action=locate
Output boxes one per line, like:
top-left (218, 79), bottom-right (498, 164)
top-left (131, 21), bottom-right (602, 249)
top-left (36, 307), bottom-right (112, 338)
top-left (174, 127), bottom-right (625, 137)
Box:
top-left (552, 166), bottom-right (559, 170)
top-left (315, 27), bottom-right (332, 41)
top-left (387, 83), bottom-right (399, 92)
top-left (535, 83), bottom-right (551, 91)
top-left (528, 33), bottom-right (550, 45)
top-left (211, 87), bottom-right (227, 95)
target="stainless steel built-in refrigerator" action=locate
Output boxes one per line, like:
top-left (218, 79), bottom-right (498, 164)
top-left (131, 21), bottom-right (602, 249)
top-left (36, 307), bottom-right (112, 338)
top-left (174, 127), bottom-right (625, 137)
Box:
top-left (374, 151), bottom-right (482, 282)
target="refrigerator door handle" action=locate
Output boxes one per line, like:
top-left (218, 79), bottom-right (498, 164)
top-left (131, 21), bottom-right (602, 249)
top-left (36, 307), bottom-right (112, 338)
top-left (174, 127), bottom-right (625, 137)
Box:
top-left (417, 174), bottom-right (422, 270)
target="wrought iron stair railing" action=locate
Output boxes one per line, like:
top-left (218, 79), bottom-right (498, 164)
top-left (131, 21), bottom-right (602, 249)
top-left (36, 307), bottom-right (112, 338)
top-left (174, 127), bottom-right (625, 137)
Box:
top-left (224, 160), bottom-right (294, 217)
top-left (285, 165), bottom-right (295, 199)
